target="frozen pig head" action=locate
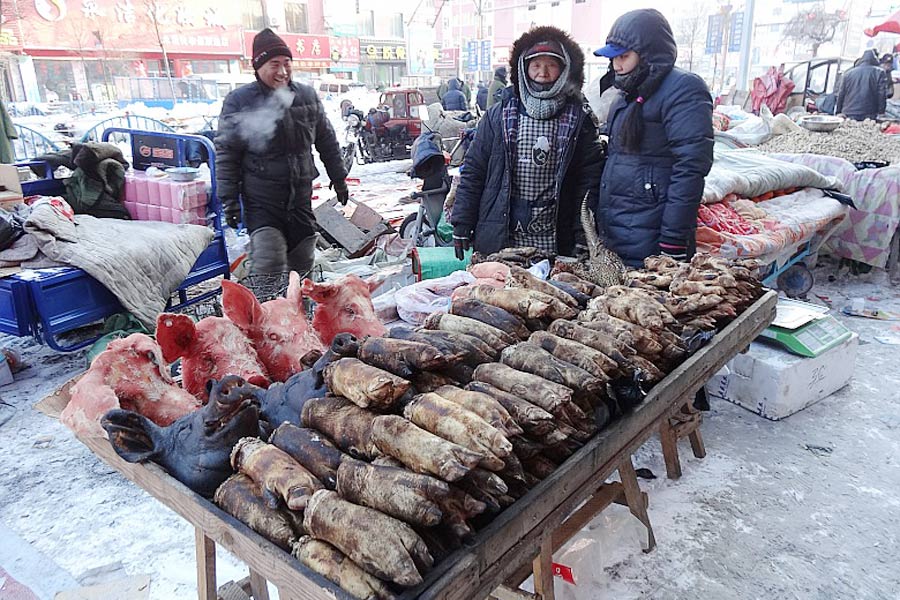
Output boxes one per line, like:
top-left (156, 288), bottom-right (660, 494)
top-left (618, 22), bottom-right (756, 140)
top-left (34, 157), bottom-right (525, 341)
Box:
top-left (221, 272), bottom-right (325, 382)
top-left (61, 333), bottom-right (202, 438)
top-left (302, 274), bottom-right (387, 346)
top-left (156, 313), bottom-right (271, 400)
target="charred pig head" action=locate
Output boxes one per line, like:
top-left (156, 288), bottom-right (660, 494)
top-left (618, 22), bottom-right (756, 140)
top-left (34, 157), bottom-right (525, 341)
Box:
top-left (260, 333), bottom-right (359, 427)
top-left (221, 272), bottom-right (326, 382)
top-left (101, 375), bottom-right (262, 497)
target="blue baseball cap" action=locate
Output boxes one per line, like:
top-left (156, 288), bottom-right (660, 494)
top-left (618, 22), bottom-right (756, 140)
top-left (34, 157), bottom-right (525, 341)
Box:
top-left (594, 43), bottom-right (628, 58)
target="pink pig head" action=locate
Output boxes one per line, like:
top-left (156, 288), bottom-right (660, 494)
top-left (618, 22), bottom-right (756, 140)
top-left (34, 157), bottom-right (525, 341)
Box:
top-left (156, 313), bottom-right (271, 400)
top-left (302, 274), bottom-right (386, 346)
top-left (221, 272), bottom-right (325, 382)
top-left (62, 333), bottom-right (203, 438)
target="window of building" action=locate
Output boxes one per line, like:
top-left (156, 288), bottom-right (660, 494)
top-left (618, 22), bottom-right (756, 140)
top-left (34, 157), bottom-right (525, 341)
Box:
top-left (285, 1), bottom-right (308, 33)
top-left (575, 0), bottom-right (586, 3)
top-left (527, 0), bottom-right (536, 10)
top-left (357, 10), bottom-right (374, 36)
top-left (389, 13), bottom-right (404, 38)
top-left (242, 1), bottom-right (265, 31)
top-left (551, 0), bottom-right (560, 6)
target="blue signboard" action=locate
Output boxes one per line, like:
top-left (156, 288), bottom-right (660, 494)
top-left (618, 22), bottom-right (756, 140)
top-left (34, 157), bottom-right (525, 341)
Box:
top-left (729, 12), bottom-right (744, 52)
top-left (480, 40), bottom-right (492, 71)
top-left (466, 40), bottom-right (479, 72)
top-left (706, 14), bottom-right (723, 54)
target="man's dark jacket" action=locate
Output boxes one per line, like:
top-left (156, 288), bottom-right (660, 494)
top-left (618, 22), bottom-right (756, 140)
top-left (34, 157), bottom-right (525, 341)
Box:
top-left (837, 50), bottom-right (889, 121)
top-left (215, 81), bottom-right (346, 238)
top-left (597, 9), bottom-right (714, 266)
top-left (451, 26), bottom-right (604, 256)
top-left (442, 79), bottom-right (468, 111)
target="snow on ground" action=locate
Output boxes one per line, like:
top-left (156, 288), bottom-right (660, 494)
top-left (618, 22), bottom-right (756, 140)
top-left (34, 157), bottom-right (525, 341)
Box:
top-left (0, 257), bottom-right (898, 599)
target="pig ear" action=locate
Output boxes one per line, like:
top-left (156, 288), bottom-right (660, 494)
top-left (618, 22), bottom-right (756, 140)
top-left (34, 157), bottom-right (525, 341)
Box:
top-left (301, 278), bottom-right (337, 303)
top-left (366, 276), bottom-right (383, 295)
top-left (221, 279), bottom-right (265, 330)
top-left (286, 271), bottom-right (303, 307)
top-left (101, 409), bottom-right (162, 463)
top-left (156, 313), bottom-right (196, 363)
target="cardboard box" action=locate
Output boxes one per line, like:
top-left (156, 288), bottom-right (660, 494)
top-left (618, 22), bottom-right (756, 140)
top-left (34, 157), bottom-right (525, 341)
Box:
top-left (705, 333), bottom-right (858, 420)
top-left (0, 163), bottom-right (24, 208)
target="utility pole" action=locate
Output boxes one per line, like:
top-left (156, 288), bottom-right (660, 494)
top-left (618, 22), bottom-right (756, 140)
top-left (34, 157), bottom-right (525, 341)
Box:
top-left (719, 4), bottom-right (732, 95)
top-left (736, 0), bottom-right (755, 91)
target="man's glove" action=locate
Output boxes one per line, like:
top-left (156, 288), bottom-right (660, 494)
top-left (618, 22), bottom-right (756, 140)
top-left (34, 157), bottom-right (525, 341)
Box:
top-left (224, 203), bottom-right (241, 229)
top-left (331, 180), bottom-right (350, 205)
top-left (453, 225), bottom-right (472, 261)
top-left (659, 242), bottom-right (687, 262)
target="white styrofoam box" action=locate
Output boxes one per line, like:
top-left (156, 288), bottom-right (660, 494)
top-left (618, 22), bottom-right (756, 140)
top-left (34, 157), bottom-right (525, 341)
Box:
top-left (705, 332), bottom-right (858, 420)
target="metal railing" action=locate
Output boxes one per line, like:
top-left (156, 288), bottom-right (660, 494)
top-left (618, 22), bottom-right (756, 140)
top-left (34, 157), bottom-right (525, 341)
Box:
top-left (80, 115), bottom-right (176, 144)
top-left (12, 124), bottom-right (62, 162)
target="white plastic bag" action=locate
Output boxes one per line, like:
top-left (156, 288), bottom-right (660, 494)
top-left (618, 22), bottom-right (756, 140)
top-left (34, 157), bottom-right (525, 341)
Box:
top-left (395, 271), bottom-right (475, 325)
top-left (520, 503), bottom-right (647, 599)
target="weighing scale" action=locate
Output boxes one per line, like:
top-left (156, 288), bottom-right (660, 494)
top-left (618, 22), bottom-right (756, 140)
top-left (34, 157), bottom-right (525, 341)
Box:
top-left (757, 298), bottom-right (853, 358)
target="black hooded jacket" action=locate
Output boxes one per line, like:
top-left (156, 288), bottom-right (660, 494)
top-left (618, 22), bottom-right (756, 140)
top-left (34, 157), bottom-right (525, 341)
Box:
top-left (596, 9), bottom-right (714, 266)
top-left (451, 26), bottom-right (604, 256)
top-left (837, 50), bottom-right (889, 121)
top-left (214, 81), bottom-right (346, 238)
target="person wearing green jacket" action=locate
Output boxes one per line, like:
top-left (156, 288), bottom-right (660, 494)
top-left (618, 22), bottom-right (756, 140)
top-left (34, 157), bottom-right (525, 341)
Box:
top-left (487, 66), bottom-right (508, 108)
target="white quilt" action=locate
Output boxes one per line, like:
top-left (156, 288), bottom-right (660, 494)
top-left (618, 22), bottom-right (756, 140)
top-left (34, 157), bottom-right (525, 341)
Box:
top-left (24, 204), bottom-right (214, 329)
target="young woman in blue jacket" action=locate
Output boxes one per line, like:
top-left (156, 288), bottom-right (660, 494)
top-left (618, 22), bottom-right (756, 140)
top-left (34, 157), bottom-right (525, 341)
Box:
top-left (594, 9), bottom-right (714, 267)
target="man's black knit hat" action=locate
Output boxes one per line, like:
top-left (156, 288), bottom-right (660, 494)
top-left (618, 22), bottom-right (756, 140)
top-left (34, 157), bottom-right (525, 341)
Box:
top-left (252, 28), bottom-right (292, 71)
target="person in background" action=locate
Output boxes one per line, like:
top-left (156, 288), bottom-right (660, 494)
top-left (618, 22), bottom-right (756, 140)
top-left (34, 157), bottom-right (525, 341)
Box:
top-left (880, 53), bottom-right (895, 100)
top-left (438, 76), bottom-right (471, 105)
top-left (476, 81), bottom-right (488, 111)
top-left (215, 28), bottom-right (348, 281)
top-left (593, 9), bottom-right (714, 266)
top-left (487, 66), bottom-right (508, 108)
top-left (442, 78), bottom-right (468, 111)
top-left (451, 26), bottom-right (604, 259)
top-left (837, 49), bottom-right (889, 121)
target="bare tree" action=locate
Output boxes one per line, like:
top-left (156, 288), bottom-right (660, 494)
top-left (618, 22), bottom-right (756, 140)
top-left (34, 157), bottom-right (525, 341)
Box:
top-left (782, 6), bottom-right (847, 58)
top-left (143, 0), bottom-right (178, 101)
top-left (676, 2), bottom-right (709, 72)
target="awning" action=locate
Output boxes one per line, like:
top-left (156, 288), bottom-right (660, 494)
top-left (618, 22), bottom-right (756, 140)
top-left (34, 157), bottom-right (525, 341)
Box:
top-left (865, 10), bottom-right (900, 36)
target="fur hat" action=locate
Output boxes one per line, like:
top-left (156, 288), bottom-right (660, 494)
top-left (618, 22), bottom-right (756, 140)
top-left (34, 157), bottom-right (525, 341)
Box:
top-left (252, 28), bottom-right (292, 71)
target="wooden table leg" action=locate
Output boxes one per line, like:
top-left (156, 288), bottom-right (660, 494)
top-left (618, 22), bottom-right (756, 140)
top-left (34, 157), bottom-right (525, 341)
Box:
top-left (248, 570), bottom-right (270, 600)
top-left (658, 416), bottom-right (682, 479)
top-left (618, 456), bottom-right (657, 552)
top-left (195, 528), bottom-right (217, 600)
top-left (531, 537), bottom-right (555, 600)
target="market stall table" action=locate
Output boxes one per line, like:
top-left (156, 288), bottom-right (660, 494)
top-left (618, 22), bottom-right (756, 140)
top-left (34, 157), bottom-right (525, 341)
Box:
top-left (66, 291), bottom-right (777, 600)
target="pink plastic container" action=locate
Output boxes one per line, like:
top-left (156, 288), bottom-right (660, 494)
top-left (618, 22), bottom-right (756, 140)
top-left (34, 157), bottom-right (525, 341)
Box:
top-left (147, 204), bottom-right (161, 221)
top-left (124, 176), bottom-right (138, 203)
top-left (154, 180), bottom-right (172, 208)
top-left (123, 201), bottom-right (138, 219)
top-left (158, 207), bottom-right (172, 223)
top-left (134, 203), bottom-right (150, 220)
top-left (134, 174), bottom-right (151, 204)
top-left (147, 178), bottom-right (162, 206)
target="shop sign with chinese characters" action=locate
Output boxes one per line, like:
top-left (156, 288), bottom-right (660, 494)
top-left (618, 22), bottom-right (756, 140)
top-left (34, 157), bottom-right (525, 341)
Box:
top-left (20, 0), bottom-right (242, 54)
top-left (243, 32), bottom-right (331, 67)
top-left (361, 42), bottom-right (407, 63)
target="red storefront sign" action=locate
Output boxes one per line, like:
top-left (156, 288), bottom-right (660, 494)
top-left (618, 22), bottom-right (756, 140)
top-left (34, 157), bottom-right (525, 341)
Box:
top-left (435, 47), bottom-right (459, 70)
top-left (18, 0), bottom-right (242, 55)
top-left (329, 36), bottom-right (360, 64)
top-left (243, 32), bottom-right (331, 68)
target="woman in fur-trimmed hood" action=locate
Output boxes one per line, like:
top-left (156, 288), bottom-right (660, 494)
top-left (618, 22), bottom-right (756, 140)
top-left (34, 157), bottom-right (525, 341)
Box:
top-left (450, 26), bottom-right (603, 257)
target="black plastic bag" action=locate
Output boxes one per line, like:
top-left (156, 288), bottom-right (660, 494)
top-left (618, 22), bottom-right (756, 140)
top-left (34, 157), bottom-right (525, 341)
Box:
top-left (0, 210), bottom-right (24, 251)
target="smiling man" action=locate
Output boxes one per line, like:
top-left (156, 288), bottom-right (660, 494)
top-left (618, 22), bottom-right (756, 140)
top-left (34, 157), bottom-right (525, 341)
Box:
top-left (215, 28), bottom-right (348, 285)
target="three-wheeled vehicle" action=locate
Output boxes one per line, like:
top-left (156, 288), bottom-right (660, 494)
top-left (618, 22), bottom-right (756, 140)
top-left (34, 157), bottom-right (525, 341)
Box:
top-left (340, 89), bottom-right (427, 169)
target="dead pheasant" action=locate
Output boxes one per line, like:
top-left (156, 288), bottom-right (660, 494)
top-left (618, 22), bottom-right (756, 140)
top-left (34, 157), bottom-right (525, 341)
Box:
top-left (574, 192), bottom-right (628, 288)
